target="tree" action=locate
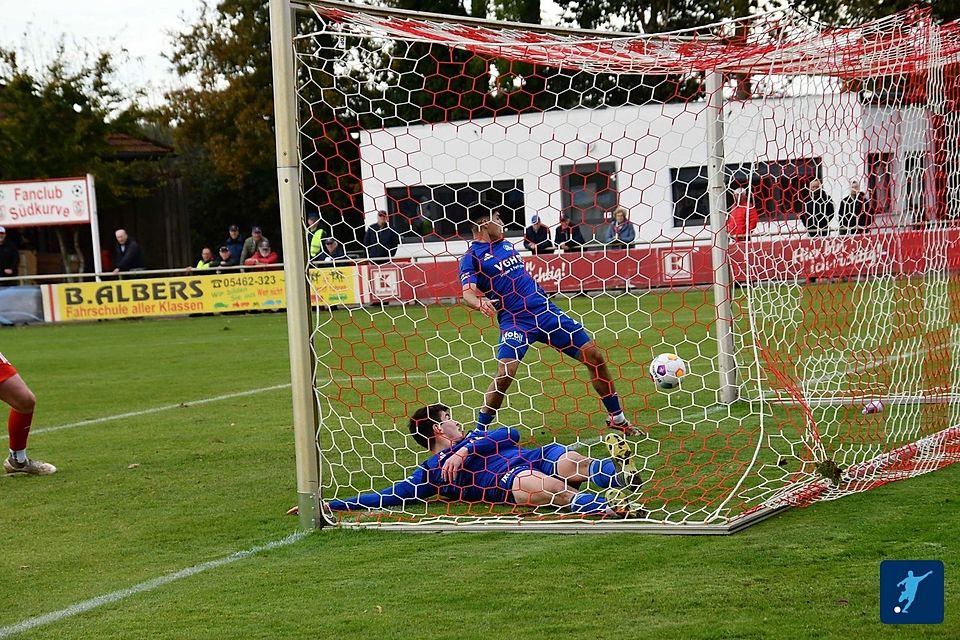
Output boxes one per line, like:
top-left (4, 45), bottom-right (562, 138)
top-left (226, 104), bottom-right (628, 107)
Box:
top-left (0, 43), bottom-right (159, 270)
top-left (164, 0), bottom-right (279, 252)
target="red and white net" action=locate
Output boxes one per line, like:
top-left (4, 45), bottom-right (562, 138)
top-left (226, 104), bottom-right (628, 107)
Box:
top-left (293, 3), bottom-right (960, 529)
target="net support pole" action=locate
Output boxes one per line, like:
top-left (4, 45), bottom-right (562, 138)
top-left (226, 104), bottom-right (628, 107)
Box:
top-left (705, 71), bottom-right (739, 404)
top-left (270, 0), bottom-right (325, 529)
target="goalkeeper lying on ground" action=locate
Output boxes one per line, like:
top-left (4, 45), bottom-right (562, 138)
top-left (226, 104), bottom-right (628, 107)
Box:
top-left (311, 404), bottom-right (643, 518)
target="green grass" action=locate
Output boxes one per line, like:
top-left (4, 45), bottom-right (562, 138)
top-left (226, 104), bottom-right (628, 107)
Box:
top-left (1, 308), bottom-right (958, 638)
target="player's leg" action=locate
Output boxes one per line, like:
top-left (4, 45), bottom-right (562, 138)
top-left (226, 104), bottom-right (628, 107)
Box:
top-left (509, 466), bottom-right (639, 517)
top-left (549, 445), bottom-right (641, 490)
top-left (0, 370), bottom-right (55, 475)
top-left (543, 309), bottom-right (634, 434)
top-left (576, 341), bottom-right (636, 433)
top-left (476, 330), bottom-right (529, 429)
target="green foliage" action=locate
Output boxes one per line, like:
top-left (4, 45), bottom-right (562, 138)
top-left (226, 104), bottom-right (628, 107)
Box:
top-left (790, 0), bottom-right (959, 24)
top-left (163, 0), bottom-right (279, 248)
top-left (0, 44), bottom-right (160, 207)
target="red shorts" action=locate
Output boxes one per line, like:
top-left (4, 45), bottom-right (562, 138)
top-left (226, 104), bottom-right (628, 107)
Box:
top-left (0, 352), bottom-right (18, 384)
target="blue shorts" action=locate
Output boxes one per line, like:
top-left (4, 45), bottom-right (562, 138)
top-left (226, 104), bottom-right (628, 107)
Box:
top-left (496, 444), bottom-right (571, 503)
top-left (497, 306), bottom-right (592, 361)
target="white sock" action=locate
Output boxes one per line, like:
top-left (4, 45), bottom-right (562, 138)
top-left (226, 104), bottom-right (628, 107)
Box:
top-left (9, 448), bottom-right (27, 463)
top-left (610, 412), bottom-right (627, 425)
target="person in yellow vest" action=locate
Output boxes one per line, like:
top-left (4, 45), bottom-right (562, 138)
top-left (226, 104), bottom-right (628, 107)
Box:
top-left (186, 247), bottom-right (217, 274)
top-left (307, 212), bottom-right (327, 261)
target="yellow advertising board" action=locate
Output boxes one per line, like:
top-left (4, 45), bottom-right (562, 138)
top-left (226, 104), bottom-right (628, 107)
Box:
top-left (42, 267), bottom-right (359, 322)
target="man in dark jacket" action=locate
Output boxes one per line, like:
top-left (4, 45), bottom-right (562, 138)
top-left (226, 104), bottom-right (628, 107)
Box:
top-left (363, 211), bottom-right (400, 261)
top-left (838, 179), bottom-right (872, 234)
top-left (112, 228), bottom-right (144, 273)
top-left (554, 215), bottom-right (585, 252)
top-left (224, 224), bottom-right (245, 263)
top-left (523, 215), bottom-right (554, 254)
top-left (0, 227), bottom-right (19, 286)
top-left (801, 179), bottom-right (834, 238)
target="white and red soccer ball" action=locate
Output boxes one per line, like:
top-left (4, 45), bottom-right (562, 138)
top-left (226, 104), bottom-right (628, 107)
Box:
top-left (650, 353), bottom-right (687, 389)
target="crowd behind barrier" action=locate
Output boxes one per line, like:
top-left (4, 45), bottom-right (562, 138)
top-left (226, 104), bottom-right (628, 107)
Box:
top-left (3, 223), bottom-right (957, 326)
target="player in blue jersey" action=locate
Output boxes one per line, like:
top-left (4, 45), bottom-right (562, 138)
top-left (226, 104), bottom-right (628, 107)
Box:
top-left (322, 404), bottom-right (642, 517)
top-left (460, 205), bottom-right (636, 435)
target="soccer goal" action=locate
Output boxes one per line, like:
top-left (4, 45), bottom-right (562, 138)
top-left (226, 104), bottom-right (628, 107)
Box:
top-left (270, 0), bottom-right (960, 532)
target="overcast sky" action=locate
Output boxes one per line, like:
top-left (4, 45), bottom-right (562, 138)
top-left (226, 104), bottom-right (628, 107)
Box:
top-left (0, 0), bottom-right (205, 106)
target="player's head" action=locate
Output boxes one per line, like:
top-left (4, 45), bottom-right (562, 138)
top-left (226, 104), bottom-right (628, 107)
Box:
top-left (469, 205), bottom-right (503, 242)
top-left (408, 404), bottom-right (463, 449)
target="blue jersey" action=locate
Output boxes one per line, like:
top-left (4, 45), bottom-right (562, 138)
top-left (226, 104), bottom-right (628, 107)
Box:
top-left (459, 240), bottom-right (551, 324)
top-left (328, 427), bottom-right (523, 511)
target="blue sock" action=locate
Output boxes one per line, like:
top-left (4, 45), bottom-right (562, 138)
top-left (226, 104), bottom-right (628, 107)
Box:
top-left (601, 393), bottom-right (624, 416)
top-left (476, 411), bottom-right (495, 430)
top-left (568, 491), bottom-right (610, 515)
top-left (588, 458), bottom-right (620, 489)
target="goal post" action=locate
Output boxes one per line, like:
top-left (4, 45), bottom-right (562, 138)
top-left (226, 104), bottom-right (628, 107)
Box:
top-left (271, 0), bottom-right (960, 532)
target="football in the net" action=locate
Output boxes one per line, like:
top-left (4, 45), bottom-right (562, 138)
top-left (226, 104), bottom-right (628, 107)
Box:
top-left (649, 353), bottom-right (687, 389)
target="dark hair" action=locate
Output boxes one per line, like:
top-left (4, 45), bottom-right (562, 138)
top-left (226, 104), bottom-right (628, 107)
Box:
top-left (468, 205), bottom-right (493, 228)
top-left (408, 404), bottom-right (449, 449)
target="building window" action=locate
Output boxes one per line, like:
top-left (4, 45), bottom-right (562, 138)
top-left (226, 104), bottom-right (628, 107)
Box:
top-left (671, 158), bottom-right (822, 227)
top-left (560, 161), bottom-right (618, 244)
top-left (385, 180), bottom-right (524, 241)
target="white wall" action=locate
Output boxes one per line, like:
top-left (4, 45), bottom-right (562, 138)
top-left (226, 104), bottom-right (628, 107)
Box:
top-left (359, 94), bottom-right (874, 254)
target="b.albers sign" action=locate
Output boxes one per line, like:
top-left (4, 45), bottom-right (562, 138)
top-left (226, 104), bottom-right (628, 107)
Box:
top-left (0, 177), bottom-right (93, 226)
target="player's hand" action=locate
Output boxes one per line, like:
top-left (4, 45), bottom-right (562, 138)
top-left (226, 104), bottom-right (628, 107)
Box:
top-left (477, 298), bottom-right (497, 318)
top-left (441, 449), bottom-right (467, 484)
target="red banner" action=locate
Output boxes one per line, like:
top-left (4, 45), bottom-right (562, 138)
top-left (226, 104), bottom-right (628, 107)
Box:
top-left (360, 228), bottom-right (960, 304)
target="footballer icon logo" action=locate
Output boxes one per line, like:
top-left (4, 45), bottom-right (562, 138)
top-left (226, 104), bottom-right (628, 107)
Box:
top-left (880, 560), bottom-right (944, 624)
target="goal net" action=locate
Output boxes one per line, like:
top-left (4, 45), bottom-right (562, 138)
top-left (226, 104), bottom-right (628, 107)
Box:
top-left (274, 1), bottom-right (960, 531)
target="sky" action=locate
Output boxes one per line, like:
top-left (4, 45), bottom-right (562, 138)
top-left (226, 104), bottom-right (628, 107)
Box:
top-left (0, 0), bottom-right (205, 106)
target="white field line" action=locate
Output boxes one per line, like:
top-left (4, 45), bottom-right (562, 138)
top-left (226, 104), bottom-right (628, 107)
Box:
top-left (8, 359), bottom-right (655, 442)
top-left (0, 531), bottom-right (310, 639)
top-left (2, 384), bottom-right (293, 441)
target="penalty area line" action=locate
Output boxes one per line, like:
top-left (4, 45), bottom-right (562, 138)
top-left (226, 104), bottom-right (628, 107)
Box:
top-left (1, 383), bottom-right (292, 442)
top-left (0, 530), bottom-right (311, 639)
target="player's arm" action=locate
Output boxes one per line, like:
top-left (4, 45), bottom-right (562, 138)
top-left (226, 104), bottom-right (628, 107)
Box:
top-left (441, 428), bottom-right (521, 482)
top-left (459, 253), bottom-right (496, 318)
top-left (462, 284), bottom-right (496, 318)
top-left (327, 467), bottom-right (437, 511)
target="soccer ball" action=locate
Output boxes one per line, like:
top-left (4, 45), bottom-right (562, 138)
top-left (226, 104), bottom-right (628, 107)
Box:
top-left (649, 353), bottom-right (687, 389)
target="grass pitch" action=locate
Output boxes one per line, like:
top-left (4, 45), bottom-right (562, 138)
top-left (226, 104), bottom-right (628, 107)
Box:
top-left (1, 309), bottom-right (957, 639)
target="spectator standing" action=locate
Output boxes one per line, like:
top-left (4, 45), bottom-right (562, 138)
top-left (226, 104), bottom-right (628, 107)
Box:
top-left (112, 228), bottom-right (144, 273)
top-left (838, 179), bottom-right (872, 234)
top-left (244, 240), bottom-right (279, 268)
top-left (215, 246), bottom-right (239, 272)
top-left (554, 215), bottom-right (585, 252)
top-left (224, 224), bottom-right (244, 263)
top-left (363, 210), bottom-right (401, 261)
top-left (0, 227), bottom-right (19, 285)
top-left (306, 212), bottom-right (327, 261)
top-left (602, 208), bottom-right (636, 248)
top-left (240, 226), bottom-right (269, 264)
top-left (320, 237), bottom-right (347, 263)
top-left (801, 178), bottom-right (834, 238)
top-left (523, 215), bottom-right (554, 254)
